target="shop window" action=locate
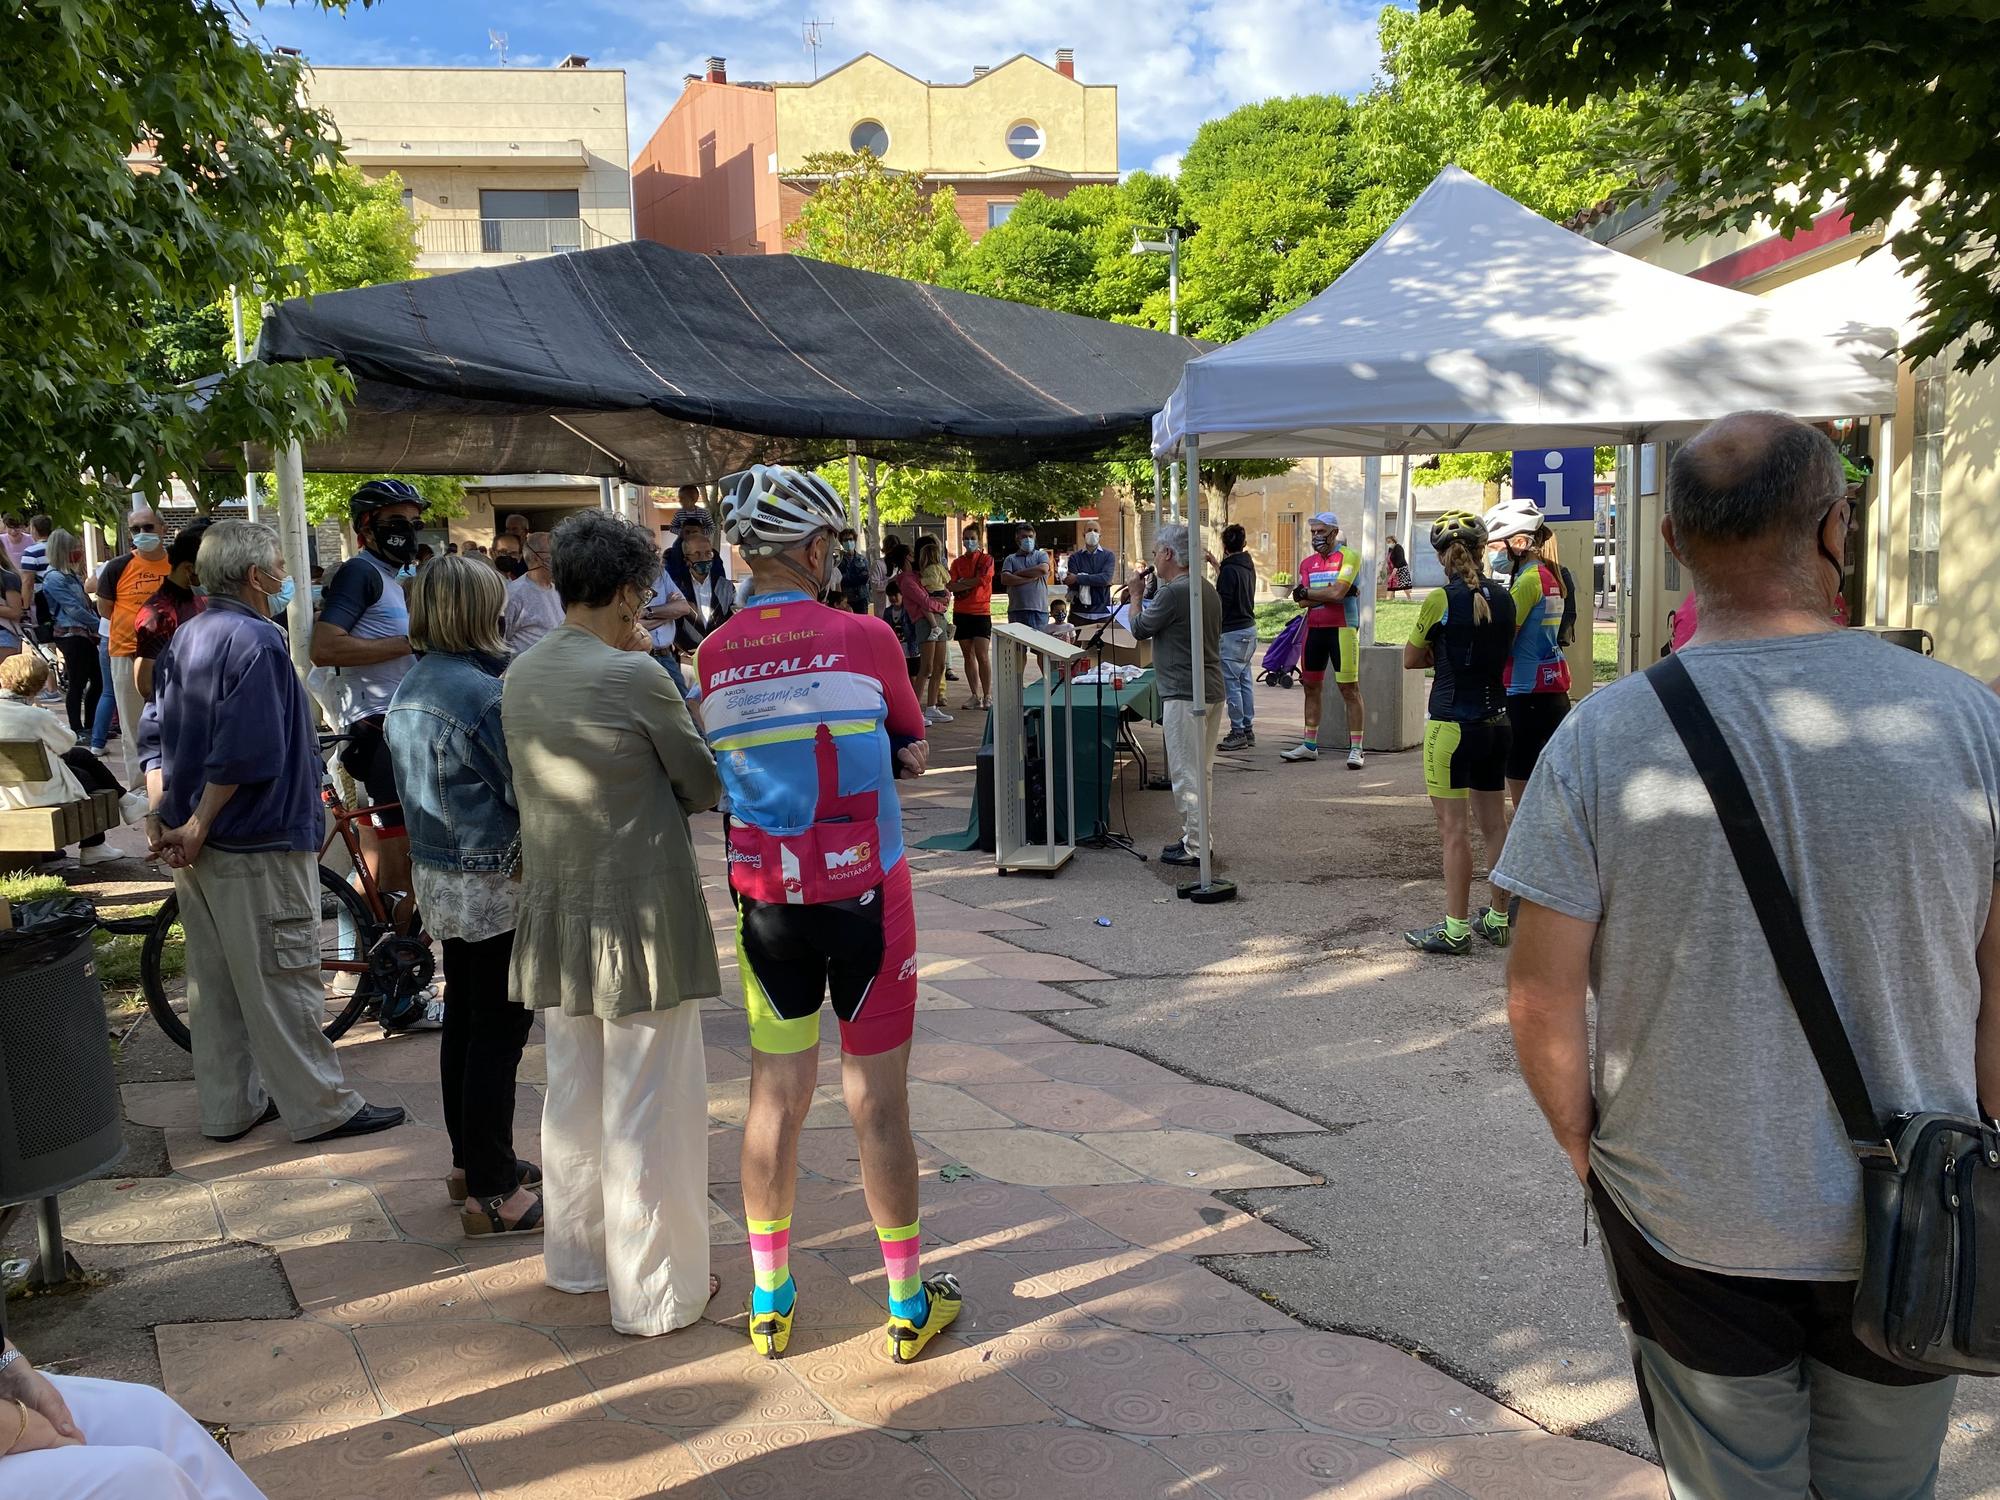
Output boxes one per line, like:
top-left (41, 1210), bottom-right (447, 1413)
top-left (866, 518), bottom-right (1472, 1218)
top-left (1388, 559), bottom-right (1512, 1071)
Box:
top-left (1007, 122), bottom-right (1044, 160)
top-left (987, 201), bottom-right (1015, 229)
top-left (479, 188), bottom-right (580, 253)
top-left (850, 120), bottom-right (889, 158)
top-left (1909, 361), bottom-right (1944, 606)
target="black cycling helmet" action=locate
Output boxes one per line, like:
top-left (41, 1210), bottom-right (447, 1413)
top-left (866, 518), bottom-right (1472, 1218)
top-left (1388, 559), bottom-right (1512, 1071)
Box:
top-left (349, 478), bottom-right (425, 530)
top-left (1429, 509), bottom-right (1488, 554)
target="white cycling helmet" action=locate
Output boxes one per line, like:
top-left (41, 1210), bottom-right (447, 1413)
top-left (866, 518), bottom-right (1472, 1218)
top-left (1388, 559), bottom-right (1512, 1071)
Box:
top-left (719, 464), bottom-right (848, 557)
top-left (1482, 497), bottom-right (1545, 545)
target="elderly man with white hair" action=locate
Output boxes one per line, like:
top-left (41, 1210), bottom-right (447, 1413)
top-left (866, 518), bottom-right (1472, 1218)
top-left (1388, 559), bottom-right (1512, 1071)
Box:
top-left (1123, 523), bottom-right (1222, 868)
top-left (501, 530), bottom-right (563, 655)
top-left (140, 520), bottom-right (404, 1146)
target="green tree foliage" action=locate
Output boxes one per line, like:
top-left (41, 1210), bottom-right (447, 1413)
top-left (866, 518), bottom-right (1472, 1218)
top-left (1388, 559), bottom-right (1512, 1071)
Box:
top-left (1, 0), bottom-right (361, 518)
top-left (1434, 0), bottom-right (2000, 368)
top-left (787, 152), bottom-right (971, 282)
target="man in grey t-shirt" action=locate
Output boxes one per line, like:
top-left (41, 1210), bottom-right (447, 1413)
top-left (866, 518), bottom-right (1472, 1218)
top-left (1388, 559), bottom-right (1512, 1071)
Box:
top-left (1497, 412), bottom-right (2000, 1498)
top-left (1128, 523), bottom-right (1221, 868)
top-left (997, 523), bottom-right (1050, 632)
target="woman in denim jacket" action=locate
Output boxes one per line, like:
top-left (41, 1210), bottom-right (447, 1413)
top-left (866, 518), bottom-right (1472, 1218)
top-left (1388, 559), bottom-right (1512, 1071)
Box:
top-left (385, 556), bottom-right (542, 1236)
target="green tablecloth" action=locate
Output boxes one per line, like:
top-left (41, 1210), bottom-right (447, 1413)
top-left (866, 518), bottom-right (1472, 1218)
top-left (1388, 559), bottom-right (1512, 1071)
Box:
top-left (919, 670), bottom-right (1159, 852)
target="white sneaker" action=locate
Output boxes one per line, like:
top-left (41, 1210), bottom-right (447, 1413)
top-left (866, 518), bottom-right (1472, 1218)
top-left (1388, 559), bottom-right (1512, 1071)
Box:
top-left (1346, 744), bottom-right (1365, 770)
top-left (118, 791), bottom-right (151, 825)
top-left (924, 706), bottom-right (954, 725)
top-left (1279, 742), bottom-right (1318, 762)
top-left (77, 843), bottom-right (120, 867)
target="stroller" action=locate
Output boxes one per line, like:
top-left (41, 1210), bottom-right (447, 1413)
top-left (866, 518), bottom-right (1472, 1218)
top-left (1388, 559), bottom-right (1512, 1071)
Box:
top-left (1259, 613), bottom-right (1306, 690)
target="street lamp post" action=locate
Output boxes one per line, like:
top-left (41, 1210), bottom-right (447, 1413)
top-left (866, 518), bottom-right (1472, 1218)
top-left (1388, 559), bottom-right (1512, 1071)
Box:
top-left (1132, 228), bottom-right (1181, 516)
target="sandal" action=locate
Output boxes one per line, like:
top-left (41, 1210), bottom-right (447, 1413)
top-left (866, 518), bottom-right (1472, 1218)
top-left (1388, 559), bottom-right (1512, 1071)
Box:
top-left (447, 1159), bottom-right (542, 1205)
top-left (462, 1190), bottom-right (545, 1237)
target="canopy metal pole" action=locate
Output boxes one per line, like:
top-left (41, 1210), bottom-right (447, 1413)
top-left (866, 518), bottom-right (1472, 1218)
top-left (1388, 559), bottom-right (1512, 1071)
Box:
top-left (275, 441), bottom-right (313, 683)
top-left (847, 445), bottom-right (863, 534)
top-left (1359, 455), bottom-right (1381, 647)
top-left (1182, 435), bottom-right (1229, 901)
top-left (1873, 412), bottom-right (1894, 627)
top-left (865, 459), bottom-right (882, 598)
top-left (230, 287), bottom-right (258, 521)
top-left (1396, 457), bottom-right (1414, 567)
top-left (1169, 459), bottom-right (1180, 523)
top-left (1151, 461), bottom-right (1163, 533)
top-left (599, 477), bottom-right (614, 513)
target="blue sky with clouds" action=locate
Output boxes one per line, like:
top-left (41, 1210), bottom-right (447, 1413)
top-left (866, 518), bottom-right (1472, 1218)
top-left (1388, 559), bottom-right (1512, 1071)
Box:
top-left (249, 1), bottom-right (1393, 176)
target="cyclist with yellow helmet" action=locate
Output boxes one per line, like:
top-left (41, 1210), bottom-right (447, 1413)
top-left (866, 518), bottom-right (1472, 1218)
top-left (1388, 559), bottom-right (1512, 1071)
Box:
top-left (1403, 511), bottom-right (1516, 956)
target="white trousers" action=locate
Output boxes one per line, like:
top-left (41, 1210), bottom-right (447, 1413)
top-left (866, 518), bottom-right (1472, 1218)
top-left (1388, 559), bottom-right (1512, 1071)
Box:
top-left (0, 1374), bottom-right (266, 1500)
top-left (109, 654), bottom-right (143, 791)
top-left (541, 1003), bottom-right (711, 1336)
top-left (1163, 698), bottom-right (1221, 856)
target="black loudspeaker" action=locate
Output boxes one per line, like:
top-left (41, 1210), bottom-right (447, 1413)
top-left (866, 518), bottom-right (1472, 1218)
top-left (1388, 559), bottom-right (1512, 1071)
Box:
top-left (973, 745), bottom-right (997, 855)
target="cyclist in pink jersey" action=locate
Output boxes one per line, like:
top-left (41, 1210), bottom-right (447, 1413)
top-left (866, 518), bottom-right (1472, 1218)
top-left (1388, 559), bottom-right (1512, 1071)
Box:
top-left (699, 465), bottom-right (962, 1366)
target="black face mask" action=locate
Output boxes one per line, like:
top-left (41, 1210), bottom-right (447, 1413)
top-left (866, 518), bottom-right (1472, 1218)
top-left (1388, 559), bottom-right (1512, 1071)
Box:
top-left (493, 555), bottom-right (526, 580)
top-left (370, 515), bottom-right (420, 566)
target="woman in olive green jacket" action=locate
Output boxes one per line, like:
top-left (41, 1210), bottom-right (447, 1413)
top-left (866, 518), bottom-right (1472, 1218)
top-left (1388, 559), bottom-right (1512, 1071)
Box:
top-left (502, 510), bottom-right (722, 1337)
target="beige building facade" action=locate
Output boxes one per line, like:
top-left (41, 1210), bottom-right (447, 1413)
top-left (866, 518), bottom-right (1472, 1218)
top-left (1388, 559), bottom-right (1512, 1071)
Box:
top-left (1584, 199), bottom-right (1980, 674)
top-left (308, 61), bottom-right (632, 271)
top-left (305, 61), bottom-right (640, 545)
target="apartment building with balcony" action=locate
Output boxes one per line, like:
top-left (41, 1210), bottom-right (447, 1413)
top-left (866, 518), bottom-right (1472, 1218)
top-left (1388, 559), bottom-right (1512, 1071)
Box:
top-left (307, 58), bottom-right (631, 273)
top-left (305, 59), bottom-right (636, 543)
top-left (633, 49), bottom-right (1117, 255)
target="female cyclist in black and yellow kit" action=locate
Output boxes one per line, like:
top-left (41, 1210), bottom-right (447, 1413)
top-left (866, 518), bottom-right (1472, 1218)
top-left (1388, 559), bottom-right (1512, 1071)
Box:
top-left (1403, 512), bottom-right (1516, 956)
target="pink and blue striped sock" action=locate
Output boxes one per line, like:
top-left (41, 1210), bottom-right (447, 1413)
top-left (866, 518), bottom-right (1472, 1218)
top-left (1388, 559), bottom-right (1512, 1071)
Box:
top-left (878, 1219), bottom-right (927, 1323)
top-left (748, 1213), bottom-right (794, 1316)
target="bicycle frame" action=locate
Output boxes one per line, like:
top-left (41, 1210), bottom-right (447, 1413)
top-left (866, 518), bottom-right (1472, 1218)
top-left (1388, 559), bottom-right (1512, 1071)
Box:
top-left (317, 779), bottom-right (404, 980)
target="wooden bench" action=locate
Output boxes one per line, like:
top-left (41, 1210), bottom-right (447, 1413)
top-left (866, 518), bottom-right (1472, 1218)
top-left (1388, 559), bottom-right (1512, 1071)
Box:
top-left (0, 740), bottom-right (121, 855)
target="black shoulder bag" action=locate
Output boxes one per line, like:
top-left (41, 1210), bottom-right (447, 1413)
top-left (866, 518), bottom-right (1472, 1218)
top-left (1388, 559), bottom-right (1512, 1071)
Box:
top-left (1648, 653), bottom-right (2000, 1376)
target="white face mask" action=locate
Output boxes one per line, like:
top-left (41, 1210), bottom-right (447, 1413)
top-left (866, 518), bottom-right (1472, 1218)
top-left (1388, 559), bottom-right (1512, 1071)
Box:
top-left (133, 531), bottom-right (163, 555)
top-left (1084, 531), bottom-right (1100, 547)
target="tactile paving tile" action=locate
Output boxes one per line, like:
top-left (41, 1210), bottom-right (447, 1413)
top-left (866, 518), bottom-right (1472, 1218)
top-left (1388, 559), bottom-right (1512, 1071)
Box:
top-left (925, 1426), bottom-right (1201, 1500)
top-left (562, 1320), bottom-right (829, 1427)
top-left (1194, 1333), bottom-right (1538, 1441)
top-left (230, 1419), bottom-right (478, 1500)
top-left (355, 1322), bottom-right (599, 1427)
top-left (993, 1326), bottom-right (1299, 1436)
top-left (158, 1320), bottom-right (381, 1425)
top-left (1156, 1432), bottom-right (1468, 1500)
top-left (456, 1416), bottom-right (716, 1499)
top-left (1390, 1431), bottom-right (1670, 1499)
top-left (685, 1423), bottom-right (962, 1500)
top-left (58, 1177), bottom-right (220, 1243)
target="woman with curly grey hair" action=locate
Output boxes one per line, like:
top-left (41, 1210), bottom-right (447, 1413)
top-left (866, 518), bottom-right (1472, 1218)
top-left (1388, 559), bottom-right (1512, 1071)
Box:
top-left (500, 509), bottom-right (722, 1334)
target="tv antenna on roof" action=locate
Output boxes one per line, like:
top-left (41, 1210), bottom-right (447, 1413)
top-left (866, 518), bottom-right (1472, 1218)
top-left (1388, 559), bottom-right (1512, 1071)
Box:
top-left (489, 29), bottom-right (509, 66)
top-left (802, 18), bottom-right (834, 78)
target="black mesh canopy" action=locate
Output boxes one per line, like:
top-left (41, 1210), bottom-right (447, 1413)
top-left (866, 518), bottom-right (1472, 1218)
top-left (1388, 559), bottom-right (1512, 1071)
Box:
top-left (252, 241), bottom-right (1206, 481)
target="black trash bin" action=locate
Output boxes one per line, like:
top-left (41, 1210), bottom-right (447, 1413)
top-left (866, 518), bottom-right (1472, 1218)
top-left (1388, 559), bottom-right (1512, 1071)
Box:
top-left (0, 898), bottom-right (124, 1203)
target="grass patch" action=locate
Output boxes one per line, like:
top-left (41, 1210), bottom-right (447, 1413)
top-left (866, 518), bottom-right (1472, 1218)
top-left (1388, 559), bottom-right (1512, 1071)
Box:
top-left (0, 870), bottom-right (74, 904)
top-left (0, 869), bottom-right (164, 1004)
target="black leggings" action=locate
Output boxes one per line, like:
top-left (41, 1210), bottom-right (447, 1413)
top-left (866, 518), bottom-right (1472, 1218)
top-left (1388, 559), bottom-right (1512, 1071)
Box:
top-left (438, 929), bottom-right (536, 1201)
top-left (56, 635), bottom-right (100, 737)
top-left (58, 747), bottom-right (123, 849)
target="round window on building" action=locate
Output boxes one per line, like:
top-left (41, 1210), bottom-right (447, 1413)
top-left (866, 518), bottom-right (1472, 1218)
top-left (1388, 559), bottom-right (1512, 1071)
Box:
top-left (851, 120), bottom-right (890, 158)
top-left (1007, 122), bottom-right (1044, 160)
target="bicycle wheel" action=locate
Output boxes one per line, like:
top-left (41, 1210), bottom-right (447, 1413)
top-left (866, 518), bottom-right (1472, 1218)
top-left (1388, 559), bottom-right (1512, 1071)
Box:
top-left (142, 864), bottom-right (382, 1053)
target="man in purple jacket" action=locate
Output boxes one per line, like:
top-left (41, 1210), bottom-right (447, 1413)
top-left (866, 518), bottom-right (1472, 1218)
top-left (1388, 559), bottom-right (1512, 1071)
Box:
top-left (140, 521), bottom-right (403, 1145)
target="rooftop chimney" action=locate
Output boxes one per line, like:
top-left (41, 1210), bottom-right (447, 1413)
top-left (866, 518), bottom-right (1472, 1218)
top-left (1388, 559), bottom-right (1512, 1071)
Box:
top-left (705, 56), bottom-right (727, 84)
top-left (1055, 47), bottom-right (1074, 78)
top-left (558, 53), bottom-right (590, 69)
top-left (972, 64), bottom-right (991, 78)
top-left (684, 72), bottom-right (701, 87)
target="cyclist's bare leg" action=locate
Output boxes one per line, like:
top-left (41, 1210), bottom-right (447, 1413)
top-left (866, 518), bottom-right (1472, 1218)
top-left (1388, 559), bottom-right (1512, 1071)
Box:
top-left (1470, 788), bottom-right (1511, 914)
top-left (1431, 796), bottom-right (1473, 921)
top-left (357, 826), bottom-right (415, 931)
top-left (1338, 681), bottom-right (1366, 738)
top-left (740, 1047), bottom-right (819, 1228)
top-left (1301, 678), bottom-right (1323, 741)
top-left (841, 1040), bottom-right (918, 1230)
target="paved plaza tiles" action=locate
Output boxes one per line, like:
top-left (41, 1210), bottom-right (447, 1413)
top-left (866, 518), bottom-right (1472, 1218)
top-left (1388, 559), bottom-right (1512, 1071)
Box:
top-left (60, 822), bottom-right (1664, 1498)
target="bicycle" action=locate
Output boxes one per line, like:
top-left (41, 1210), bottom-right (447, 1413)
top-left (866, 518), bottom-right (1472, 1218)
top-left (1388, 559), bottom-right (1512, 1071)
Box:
top-left (140, 733), bottom-right (436, 1052)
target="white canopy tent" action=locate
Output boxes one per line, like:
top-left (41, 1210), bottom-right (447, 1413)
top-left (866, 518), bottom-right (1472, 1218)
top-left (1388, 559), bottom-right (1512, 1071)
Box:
top-left (1149, 165), bottom-right (1898, 897)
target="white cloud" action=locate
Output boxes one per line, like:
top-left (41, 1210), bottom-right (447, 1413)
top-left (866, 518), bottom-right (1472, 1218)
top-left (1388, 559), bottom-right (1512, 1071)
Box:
top-left (1149, 151), bottom-right (1185, 178)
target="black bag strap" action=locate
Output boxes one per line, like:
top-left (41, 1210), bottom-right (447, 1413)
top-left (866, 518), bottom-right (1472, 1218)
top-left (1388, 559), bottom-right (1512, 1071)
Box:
top-left (1645, 655), bottom-right (1894, 1160)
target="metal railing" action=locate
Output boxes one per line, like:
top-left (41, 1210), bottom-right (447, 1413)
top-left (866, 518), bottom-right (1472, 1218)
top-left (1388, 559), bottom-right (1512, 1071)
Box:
top-left (414, 218), bottom-right (608, 258)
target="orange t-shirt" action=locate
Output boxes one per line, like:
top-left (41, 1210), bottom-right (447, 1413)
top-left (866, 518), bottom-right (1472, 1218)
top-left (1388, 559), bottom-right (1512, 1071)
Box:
top-left (100, 550), bottom-right (174, 656)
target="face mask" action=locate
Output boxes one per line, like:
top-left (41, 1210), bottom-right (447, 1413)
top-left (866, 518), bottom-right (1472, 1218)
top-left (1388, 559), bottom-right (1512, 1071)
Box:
top-left (1084, 531), bottom-right (1100, 547)
top-left (133, 532), bottom-right (163, 556)
top-left (1017, 538), bottom-right (1034, 555)
top-left (1312, 534), bottom-right (1334, 555)
top-left (842, 538), bottom-right (857, 553)
top-left (259, 571), bottom-right (295, 618)
top-left (494, 555), bottom-right (525, 579)
top-left (371, 515), bottom-right (420, 566)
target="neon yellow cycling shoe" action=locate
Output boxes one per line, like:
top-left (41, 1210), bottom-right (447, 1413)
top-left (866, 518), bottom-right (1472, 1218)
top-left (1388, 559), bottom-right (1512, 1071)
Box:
top-left (747, 1291), bottom-right (796, 1358)
top-left (884, 1273), bottom-right (962, 1364)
